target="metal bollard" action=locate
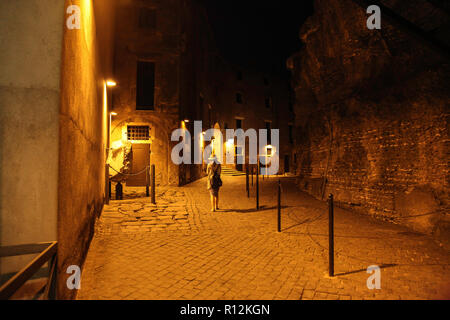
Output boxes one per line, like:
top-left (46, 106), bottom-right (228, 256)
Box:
top-left (246, 166), bottom-right (249, 198)
top-left (116, 182), bottom-right (123, 200)
top-left (151, 164), bottom-right (156, 204)
top-left (328, 193), bottom-right (334, 277)
top-left (146, 166), bottom-right (150, 197)
top-left (256, 162), bottom-right (260, 210)
top-left (278, 179), bottom-right (281, 232)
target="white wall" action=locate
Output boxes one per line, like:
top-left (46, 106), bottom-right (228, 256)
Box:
top-left (0, 0), bottom-right (64, 274)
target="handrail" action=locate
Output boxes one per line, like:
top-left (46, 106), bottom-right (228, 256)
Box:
top-left (0, 242), bottom-right (55, 257)
top-left (0, 241), bottom-right (57, 300)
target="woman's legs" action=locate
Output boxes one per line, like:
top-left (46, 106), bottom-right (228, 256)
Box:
top-left (216, 193), bottom-right (219, 210)
top-left (210, 193), bottom-right (215, 211)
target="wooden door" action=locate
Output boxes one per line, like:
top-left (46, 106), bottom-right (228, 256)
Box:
top-left (126, 144), bottom-right (150, 186)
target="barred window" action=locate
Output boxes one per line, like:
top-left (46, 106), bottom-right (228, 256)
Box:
top-left (127, 126), bottom-right (150, 141)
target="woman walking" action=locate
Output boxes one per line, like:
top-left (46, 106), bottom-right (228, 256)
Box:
top-left (207, 155), bottom-right (222, 212)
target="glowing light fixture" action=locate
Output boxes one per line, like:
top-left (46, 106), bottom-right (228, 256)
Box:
top-left (106, 80), bottom-right (117, 87)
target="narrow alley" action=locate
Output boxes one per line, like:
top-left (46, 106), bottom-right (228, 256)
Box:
top-left (1, 0), bottom-right (448, 305)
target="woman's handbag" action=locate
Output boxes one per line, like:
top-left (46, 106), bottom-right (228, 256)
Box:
top-left (211, 172), bottom-right (222, 189)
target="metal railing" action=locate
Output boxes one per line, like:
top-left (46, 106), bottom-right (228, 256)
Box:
top-left (0, 241), bottom-right (57, 300)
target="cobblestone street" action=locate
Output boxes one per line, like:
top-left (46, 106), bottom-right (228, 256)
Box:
top-left (76, 176), bottom-right (450, 300)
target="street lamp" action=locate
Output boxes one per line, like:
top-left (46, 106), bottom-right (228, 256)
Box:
top-left (106, 80), bottom-right (117, 87)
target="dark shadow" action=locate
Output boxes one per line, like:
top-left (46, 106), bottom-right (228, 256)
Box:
top-left (217, 205), bottom-right (291, 214)
top-left (334, 263), bottom-right (397, 277)
top-left (282, 217), bottom-right (319, 231)
top-left (282, 230), bottom-right (396, 240)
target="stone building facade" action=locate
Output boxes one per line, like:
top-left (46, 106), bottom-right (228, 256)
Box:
top-left (109, 0), bottom-right (217, 186)
top-left (288, 0), bottom-right (449, 242)
top-left (109, 0), bottom-right (295, 186)
top-left (210, 61), bottom-right (295, 174)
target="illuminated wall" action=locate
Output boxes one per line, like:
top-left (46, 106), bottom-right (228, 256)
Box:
top-left (58, 0), bottom-right (115, 299)
top-left (0, 0), bottom-right (65, 277)
top-left (289, 0), bottom-right (449, 242)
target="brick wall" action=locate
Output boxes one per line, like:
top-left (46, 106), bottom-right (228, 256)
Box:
top-left (290, 0), bottom-right (449, 242)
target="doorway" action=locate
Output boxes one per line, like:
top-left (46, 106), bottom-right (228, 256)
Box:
top-left (284, 155), bottom-right (290, 173)
top-left (235, 146), bottom-right (243, 171)
top-left (126, 144), bottom-right (150, 186)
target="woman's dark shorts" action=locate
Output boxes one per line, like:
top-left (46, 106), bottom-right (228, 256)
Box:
top-left (210, 188), bottom-right (219, 196)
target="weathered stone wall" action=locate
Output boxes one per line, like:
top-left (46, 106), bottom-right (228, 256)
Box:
top-left (58, 0), bottom-right (116, 299)
top-left (0, 0), bottom-right (64, 276)
top-left (289, 0), bottom-right (449, 242)
top-left (179, 0), bottom-right (219, 183)
top-left (112, 0), bottom-right (221, 186)
top-left (112, 0), bottom-right (185, 186)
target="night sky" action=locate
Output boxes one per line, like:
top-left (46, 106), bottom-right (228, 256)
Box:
top-left (200, 0), bottom-right (315, 76)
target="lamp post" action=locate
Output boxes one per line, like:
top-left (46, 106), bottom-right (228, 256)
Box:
top-left (106, 79), bottom-right (117, 155)
top-left (109, 112), bottom-right (118, 153)
top-left (105, 79), bottom-right (117, 204)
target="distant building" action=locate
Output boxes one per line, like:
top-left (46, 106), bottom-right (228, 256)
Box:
top-left (209, 59), bottom-right (295, 174)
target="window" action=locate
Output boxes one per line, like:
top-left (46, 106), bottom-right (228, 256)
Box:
top-left (265, 97), bottom-right (272, 109)
top-left (236, 119), bottom-right (242, 129)
top-left (139, 8), bottom-right (156, 30)
top-left (237, 71), bottom-right (243, 81)
top-left (236, 93), bottom-right (243, 104)
top-left (127, 126), bottom-right (150, 141)
top-left (136, 61), bottom-right (155, 110)
top-left (289, 125), bottom-right (293, 144)
top-left (265, 121), bottom-right (271, 144)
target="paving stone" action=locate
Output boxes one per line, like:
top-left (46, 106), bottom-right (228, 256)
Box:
top-left (77, 177), bottom-right (450, 300)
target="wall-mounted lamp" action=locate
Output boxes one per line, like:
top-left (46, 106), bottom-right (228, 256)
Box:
top-left (106, 80), bottom-right (117, 87)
